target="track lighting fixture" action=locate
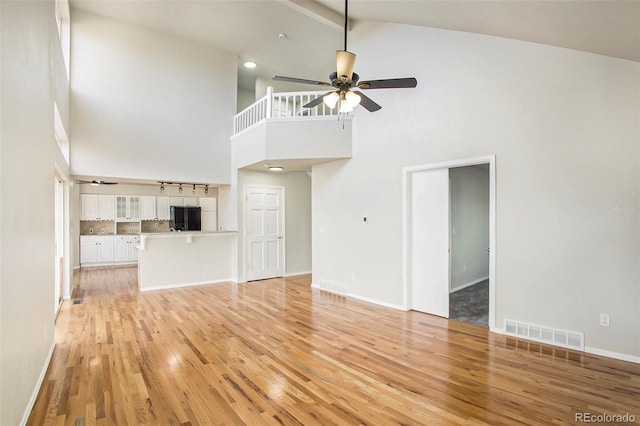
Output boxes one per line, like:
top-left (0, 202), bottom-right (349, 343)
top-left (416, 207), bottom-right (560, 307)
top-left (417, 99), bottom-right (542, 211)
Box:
top-left (157, 181), bottom-right (212, 195)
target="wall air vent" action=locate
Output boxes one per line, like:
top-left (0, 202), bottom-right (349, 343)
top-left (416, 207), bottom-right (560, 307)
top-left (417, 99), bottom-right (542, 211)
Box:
top-left (504, 319), bottom-right (584, 351)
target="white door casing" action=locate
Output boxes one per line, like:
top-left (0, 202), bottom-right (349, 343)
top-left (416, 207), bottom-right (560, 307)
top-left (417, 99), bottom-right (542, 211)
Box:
top-left (244, 185), bottom-right (285, 281)
top-left (409, 168), bottom-right (450, 318)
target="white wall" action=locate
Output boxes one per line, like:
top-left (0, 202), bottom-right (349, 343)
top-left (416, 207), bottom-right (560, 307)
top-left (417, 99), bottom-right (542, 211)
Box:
top-left (237, 87), bottom-right (255, 113)
top-left (237, 170), bottom-right (312, 281)
top-left (450, 166), bottom-right (490, 291)
top-left (70, 11), bottom-right (237, 184)
top-left (313, 22), bottom-right (640, 358)
top-left (1, 1), bottom-right (71, 423)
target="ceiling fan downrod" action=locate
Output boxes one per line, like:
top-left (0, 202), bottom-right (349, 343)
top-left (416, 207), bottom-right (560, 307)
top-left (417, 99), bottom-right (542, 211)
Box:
top-left (344, 0), bottom-right (348, 52)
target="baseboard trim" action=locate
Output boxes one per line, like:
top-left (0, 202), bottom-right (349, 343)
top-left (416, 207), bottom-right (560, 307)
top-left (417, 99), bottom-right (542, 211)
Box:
top-left (347, 293), bottom-right (405, 311)
top-left (20, 340), bottom-right (56, 426)
top-left (140, 279), bottom-right (235, 292)
top-left (284, 270), bottom-right (312, 277)
top-left (585, 346), bottom-right (640, 364)
top-left (450, 276), bottom-right (489, 293)
top-left (490, 326), bottom-right (504, 334)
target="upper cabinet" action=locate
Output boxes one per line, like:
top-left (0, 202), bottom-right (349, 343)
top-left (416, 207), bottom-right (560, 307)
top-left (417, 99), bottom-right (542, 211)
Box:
top-left (140, 196), bottom-right (156, 220)
top-left (184, 197), bottom-right (199, 207)
top-left (169, 196), bottom-right (199, 207)
top-left (115, 195), bottom-right (140, 221)
top-left (156, 196), bottom-right (170, 220)
top-left (81, 194), bottom-right (115, 221)
top-left (81, 193), bottom-right (215, 223)
top-left (169, 196), bottom-right (185, 207)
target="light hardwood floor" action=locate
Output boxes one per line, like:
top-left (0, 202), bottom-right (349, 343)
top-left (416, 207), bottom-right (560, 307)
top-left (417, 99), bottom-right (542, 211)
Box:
top-left (28, 267), bottom-right (639, 425)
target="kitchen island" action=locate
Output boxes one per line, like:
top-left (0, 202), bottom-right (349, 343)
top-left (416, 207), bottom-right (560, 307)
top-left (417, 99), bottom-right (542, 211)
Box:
top-left (137, 231), bottom-right (237, 291)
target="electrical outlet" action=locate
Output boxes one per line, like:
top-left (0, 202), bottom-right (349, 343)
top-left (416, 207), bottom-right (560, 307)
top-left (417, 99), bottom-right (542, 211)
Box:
top-left (599, 313), bottom-right (610, 327)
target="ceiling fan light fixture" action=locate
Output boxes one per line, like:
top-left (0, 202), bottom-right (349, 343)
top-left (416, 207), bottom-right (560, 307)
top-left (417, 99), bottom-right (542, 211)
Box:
top-left (344, 90), bottom-right (361, 108)
top-left (339, 101), bottom-right (353, 113)
top-left (323, 92), bottom-right (340, 109)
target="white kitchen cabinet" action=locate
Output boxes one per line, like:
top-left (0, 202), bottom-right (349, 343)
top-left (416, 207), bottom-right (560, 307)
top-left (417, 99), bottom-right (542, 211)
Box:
top-left (116, 195), bottom-right (140, 220)
top-left (169, 196), bottom-right (185, 207)
top-left (184, 197), bottom-right (199, 207)
top-left (200, 197), bottom-right (218, 232)
top-left (115, 235), bottom-right (139, 263)
top-left (80, 235), bottom-right (115, 266)
top-left (81, 195), bottom-right (115, 221)
top-left (156, 196), bottom-right (170, 220)
top-left (140, 196), bottom-right (156, 220)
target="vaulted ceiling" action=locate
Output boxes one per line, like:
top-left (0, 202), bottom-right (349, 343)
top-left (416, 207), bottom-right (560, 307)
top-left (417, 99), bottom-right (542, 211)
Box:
top-left (71, 0), bottom-right (640, 91)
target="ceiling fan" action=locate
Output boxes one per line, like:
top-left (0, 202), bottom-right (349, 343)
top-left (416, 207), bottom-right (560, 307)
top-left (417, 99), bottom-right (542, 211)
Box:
top-left (273, 0), bottom-right (417, 112)
top-left (75, 179), bottom-right (118, 186)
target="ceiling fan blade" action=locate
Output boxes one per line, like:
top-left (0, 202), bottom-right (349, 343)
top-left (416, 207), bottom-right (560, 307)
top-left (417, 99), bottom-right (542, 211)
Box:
top-left (273, 76), bottom-right (332, 87)
top-left (358, 77), bottom-right (418, 90)
top-left (356, 91), bottom-right (382, 112)
top-left (336, 50), bottom-right (356, 82)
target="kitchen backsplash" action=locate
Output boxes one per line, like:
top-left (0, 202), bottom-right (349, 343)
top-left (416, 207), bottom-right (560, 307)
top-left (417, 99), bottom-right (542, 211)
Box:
top-left (80, 220), bottom-right (171, 235)
top-left (141, 220), bottom-right (170, 233)
top-left (80, 221), bottom-right (116, 235)
top-left (117, 221), bottom-right (140, 235)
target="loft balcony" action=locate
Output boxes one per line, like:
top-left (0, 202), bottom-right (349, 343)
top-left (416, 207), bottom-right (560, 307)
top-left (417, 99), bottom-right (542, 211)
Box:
top-left (231, 88), bottom-right (352, 171)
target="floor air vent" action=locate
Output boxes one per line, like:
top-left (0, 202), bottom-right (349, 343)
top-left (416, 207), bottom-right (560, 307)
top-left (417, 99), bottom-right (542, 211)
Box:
top-left (504, 319), bottom-right (584, 351)
top-left (313, 279), bottom-right (348, 296)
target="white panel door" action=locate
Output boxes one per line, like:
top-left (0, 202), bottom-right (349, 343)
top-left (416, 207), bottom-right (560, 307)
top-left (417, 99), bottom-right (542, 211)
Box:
top-left (410, 168), bottom-right (450, 318)
top-left (245, 186), bottom-right (284, 281)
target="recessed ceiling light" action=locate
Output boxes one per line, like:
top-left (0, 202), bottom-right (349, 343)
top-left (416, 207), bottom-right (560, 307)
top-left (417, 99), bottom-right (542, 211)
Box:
top-left (268, 166), bottom-right (284, 172)
top-left (244, 61), bottom-right (257, 69)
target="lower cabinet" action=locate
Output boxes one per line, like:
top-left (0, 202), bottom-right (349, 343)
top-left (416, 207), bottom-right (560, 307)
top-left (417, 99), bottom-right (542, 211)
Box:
top-left (80, 236), bottom-right (115, 266)
top-left (81, 235), bottom-right (139, 266)
top-left (115, 235), bottom-right (139, 264)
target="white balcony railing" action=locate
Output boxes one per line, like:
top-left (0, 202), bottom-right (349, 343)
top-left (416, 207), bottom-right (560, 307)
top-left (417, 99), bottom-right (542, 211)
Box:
top-left (233, 87), bottom-right (343, 136)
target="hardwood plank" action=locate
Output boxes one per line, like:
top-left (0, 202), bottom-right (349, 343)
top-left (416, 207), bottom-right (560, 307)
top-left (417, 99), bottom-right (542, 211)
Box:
top-left (27, 267), bottom-right (640, 425)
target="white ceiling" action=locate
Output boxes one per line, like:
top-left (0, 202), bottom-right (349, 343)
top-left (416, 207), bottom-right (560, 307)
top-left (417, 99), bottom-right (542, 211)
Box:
top-left (71, 0), bottom-right (640, 92)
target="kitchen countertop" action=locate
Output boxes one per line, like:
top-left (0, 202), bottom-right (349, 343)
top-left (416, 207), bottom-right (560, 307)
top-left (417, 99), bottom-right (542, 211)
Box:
top-left (139, 230), bottom-right (236, 237)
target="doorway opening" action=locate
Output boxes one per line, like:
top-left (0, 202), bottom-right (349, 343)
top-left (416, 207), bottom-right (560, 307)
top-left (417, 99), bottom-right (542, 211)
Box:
top-left (448, 165), bottom-right (490, 327)
top-left (403, 155), bottom-right (496, 330)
